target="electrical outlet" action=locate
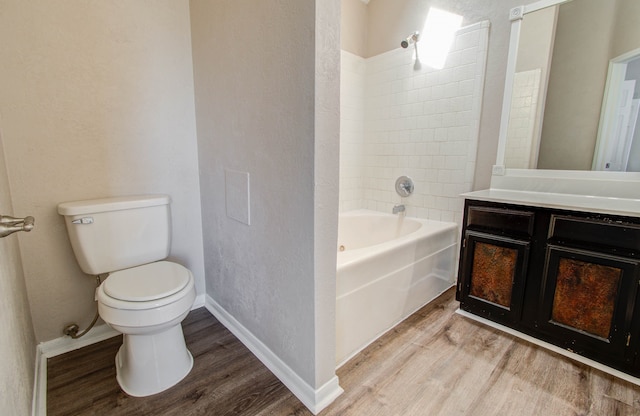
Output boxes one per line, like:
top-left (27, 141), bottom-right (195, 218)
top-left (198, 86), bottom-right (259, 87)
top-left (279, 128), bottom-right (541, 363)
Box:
top-left (492, 165), bottom-right (506, 176)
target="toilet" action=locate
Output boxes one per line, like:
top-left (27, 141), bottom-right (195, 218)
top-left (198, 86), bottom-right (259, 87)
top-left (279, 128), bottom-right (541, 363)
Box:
top-left (57, 194), bottom-right (196, 397)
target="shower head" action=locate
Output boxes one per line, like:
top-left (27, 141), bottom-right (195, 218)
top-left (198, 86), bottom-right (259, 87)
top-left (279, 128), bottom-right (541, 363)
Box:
top-left (400, 31), bottom-right (420, 49)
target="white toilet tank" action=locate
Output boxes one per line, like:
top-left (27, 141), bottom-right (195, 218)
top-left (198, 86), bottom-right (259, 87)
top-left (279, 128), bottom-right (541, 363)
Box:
top-left (58, 194), bottom-right (172, 275)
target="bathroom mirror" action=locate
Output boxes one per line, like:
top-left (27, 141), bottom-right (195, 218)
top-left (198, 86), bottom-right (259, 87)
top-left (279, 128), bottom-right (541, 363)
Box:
top-left (496, 0), bottom-right (640, 174)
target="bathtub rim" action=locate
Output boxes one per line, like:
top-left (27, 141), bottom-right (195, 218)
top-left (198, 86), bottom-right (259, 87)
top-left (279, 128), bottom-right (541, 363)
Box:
top-left (337, 209), bottom-right (458, 269)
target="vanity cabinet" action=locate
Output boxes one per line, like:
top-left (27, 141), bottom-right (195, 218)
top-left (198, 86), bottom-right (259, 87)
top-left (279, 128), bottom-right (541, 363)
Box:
top-left (457, 199), bottom-right (640, 377)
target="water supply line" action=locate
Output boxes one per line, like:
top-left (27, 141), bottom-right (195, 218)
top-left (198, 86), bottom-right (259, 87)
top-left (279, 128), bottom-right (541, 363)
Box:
top-left (63, 274), bottom-right (104, 339)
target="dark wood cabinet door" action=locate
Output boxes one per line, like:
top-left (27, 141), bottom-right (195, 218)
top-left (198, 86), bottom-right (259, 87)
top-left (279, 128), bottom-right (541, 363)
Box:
top-left (458, 230), bottom-right (530, 326)
top-left (538, 245), bottom-right (640, 370)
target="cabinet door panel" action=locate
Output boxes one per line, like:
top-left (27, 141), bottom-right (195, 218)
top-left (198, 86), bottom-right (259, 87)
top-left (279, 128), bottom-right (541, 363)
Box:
top-left (469, 241), bottom-right (518, 308)
top-left (551, 257), bottom-right (621, 339)
top-left (539, 245), bottom-right (640, 363)
top-left (459, 231), bottom-right (530, 325)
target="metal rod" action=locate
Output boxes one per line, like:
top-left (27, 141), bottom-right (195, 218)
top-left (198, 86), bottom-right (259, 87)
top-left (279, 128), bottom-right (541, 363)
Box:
top-left (0, 215), bottom-right (35, 238)
top-left (63, 275), bottom-right (104, 339)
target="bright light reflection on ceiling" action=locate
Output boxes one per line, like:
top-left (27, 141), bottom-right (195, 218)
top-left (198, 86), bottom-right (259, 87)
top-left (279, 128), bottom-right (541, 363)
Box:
top-left (417, 8), bottom-right (463, 69)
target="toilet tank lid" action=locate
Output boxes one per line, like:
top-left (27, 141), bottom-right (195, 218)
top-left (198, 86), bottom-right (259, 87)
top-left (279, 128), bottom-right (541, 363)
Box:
top-left (57, 194), bottom-right (170, 216)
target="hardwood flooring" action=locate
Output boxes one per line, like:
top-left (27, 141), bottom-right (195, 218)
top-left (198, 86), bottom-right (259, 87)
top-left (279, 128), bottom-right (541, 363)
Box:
top-left (48, 289), bottom-right (640, 415)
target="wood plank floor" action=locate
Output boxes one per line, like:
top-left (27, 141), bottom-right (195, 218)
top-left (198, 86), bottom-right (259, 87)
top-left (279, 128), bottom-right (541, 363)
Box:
top-left (48, 289), bottom-right (640, 415)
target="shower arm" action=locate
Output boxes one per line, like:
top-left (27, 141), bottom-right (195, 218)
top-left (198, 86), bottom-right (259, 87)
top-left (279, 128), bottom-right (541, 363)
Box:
top-left (400, 31), bottom-right (420, 49)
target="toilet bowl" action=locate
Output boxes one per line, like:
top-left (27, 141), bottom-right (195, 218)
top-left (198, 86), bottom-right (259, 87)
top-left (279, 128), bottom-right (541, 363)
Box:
top-left (57, 195), bottom-right (196, 397)
top-left (97, 261), bottom-right (196, 397)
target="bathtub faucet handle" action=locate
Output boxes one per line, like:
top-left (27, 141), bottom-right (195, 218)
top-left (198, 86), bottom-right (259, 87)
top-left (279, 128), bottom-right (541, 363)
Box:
top-left (392, 204), bottom-right (406, 215)
top-left (395, 176), bottom-right (414, 197)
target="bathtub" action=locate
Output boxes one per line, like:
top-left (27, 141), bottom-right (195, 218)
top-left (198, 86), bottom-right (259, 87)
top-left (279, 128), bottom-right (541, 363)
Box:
top-left (336, 209), bottom-right (459, 367)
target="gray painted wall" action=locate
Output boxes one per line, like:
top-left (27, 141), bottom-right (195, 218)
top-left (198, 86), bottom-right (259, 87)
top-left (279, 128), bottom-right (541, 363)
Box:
top-left (190, 0), bottom-right (340, 390)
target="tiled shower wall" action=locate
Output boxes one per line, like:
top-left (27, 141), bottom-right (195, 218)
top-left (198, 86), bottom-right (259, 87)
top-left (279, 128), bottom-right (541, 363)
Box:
top-left (339, 51), bottom-right (366, 212)
top-left (504, 69), bottom-right (541, 169)
top-left (339, 21), bottom-right (489, 226)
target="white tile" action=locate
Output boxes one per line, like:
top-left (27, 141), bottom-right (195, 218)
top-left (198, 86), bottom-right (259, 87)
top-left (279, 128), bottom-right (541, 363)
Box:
top-left (437, 169), bottom-right (451, 184)
top-left (440, 211), bottom-right (454, 222)
top-left (435, 128), bottom-right (448, 142)
top-left (338, 22), bottom-right (489, 221)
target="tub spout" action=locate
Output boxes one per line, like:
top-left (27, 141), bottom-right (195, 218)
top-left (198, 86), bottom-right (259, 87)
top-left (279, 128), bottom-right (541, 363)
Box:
top-left (392, 204), bottom-right (405, 215)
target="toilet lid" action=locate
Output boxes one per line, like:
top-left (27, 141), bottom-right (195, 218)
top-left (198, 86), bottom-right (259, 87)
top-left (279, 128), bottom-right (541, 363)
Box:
top-left (103, 261), bottom-right (190, 302)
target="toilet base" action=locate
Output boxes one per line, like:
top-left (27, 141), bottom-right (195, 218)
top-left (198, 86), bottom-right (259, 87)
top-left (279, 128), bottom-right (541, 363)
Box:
top-left (115, 324), bottom-right (193, 397)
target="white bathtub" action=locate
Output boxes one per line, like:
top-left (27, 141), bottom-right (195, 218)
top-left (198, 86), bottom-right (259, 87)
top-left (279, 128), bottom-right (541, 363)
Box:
top-left (336, 209), bottom-right (459, 367)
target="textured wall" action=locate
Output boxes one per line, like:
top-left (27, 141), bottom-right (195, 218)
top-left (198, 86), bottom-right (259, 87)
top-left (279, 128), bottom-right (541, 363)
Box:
top-left (0, 0), bottom-right (205, 342)
top-left (191, 0), bottom-right (339, 390)
top-left (0, 130), bottom-right (37, 415)
top-left (313, 0), bottom-right (342, 387)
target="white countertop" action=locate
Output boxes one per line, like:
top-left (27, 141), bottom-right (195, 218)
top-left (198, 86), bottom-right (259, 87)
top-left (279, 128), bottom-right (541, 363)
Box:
top-left (462, 189), bottom-right (640, 218)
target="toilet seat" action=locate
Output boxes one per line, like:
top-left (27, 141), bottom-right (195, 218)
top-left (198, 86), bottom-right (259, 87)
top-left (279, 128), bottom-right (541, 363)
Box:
top-left (98, 261), bottom-right (194, 311)
top-left (104, 261), bottom-right (190, 301)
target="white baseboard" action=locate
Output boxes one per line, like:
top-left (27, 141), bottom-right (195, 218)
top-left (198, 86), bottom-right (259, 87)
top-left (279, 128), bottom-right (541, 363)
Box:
top-left (311, 376), bottom-right (344, 415)
top-left (32, 323), bottom-right (120, 416)
top-left (38, 323), bottom-right (120, 359)
top-left (193, 293), bottom-right (206, 309)
top-left (456, 309), bottom-right (640, 387)
top-left (204, 294), bottom-right (343, 415)
top-left (32, 347), bottom-right (47, 416)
